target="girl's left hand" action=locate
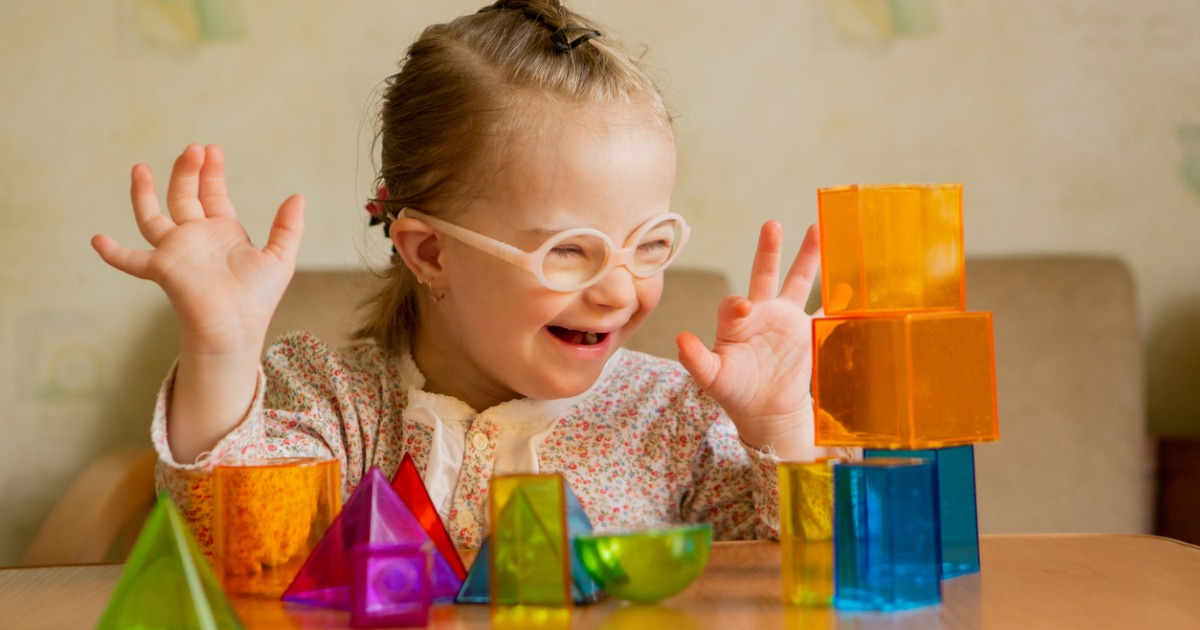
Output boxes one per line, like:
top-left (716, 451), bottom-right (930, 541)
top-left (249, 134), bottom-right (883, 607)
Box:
top-left (677, 221), bottom-right (821, 460)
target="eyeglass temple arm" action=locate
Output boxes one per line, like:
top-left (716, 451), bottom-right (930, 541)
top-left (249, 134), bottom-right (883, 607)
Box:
top-left (399, 208), bottom-right (540, 273)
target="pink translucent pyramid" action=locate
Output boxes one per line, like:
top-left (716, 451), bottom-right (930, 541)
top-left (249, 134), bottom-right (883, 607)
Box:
top-left (390, 454), bottom-right (467, 580)
top-left (282, 467), bottom-right (463, 609)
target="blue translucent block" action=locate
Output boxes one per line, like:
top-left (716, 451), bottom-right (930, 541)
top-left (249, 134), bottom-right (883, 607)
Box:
top-left (833, 458), bottom-right (941, 611)
top-left (865, 446), bottom-right (980, 578)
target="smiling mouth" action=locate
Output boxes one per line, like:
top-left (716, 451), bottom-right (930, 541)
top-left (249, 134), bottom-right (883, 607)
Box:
top-left (548, 326), bottom-right (609, 346)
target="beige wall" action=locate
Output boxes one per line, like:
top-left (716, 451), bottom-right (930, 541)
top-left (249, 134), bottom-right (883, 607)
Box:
top-left (2, 0), bottom-right (1198, 564)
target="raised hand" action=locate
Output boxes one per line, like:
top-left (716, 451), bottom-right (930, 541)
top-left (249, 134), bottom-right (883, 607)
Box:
top-left (676, 221), bottom-right (820, 459)
top-left (92, 144), bottom-right (305, 462)
top-left (92, 144), bottom-right (305, 354)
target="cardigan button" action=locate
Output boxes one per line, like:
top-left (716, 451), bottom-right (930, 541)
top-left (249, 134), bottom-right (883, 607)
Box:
top-left (471, 433), bottom-right (490, 451)
top-left (455, 510), bottom-right (477, 529)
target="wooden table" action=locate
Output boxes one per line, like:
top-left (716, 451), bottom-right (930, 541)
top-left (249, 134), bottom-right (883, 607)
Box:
top-left (4, 535), bottom-right (1200, 629)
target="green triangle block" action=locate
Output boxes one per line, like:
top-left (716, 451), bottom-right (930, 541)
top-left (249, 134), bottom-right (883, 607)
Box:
top-left (491, 486), bottom-right (569, 607)
top-left (97, 492), bottom-right (244, 630)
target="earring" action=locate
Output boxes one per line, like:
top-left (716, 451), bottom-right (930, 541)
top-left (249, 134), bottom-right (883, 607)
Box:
top-left (425, 282), bottom-right (445, 304)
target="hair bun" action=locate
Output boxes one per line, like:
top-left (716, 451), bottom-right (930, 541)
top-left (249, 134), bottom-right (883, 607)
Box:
top-left (485, 0), bottom-right (569, 31)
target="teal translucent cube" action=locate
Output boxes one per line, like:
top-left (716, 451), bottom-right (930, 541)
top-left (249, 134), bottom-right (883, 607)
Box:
top-left (865, 445), bottom-right (980, 578)
top-left (833, 459), bottom-right (941, 611)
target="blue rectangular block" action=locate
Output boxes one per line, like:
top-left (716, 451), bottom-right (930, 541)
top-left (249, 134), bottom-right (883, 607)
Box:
top-left (865, 446), bottom-right (980, 578)
top-left (833, 459), bottom-right (941, 611)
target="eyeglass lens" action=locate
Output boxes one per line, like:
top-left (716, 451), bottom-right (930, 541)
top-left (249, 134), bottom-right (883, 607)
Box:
top-left (541, 216), bottom-right (684, 288)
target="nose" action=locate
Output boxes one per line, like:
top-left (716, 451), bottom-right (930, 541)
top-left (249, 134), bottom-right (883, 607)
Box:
top-left (582, 263), bottom-right (638, 310)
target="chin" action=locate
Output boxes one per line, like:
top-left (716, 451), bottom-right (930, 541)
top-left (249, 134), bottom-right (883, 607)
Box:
top-left (526, 366), bottom-right (608, 401)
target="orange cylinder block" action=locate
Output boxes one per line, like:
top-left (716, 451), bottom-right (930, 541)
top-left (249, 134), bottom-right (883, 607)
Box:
top-left (812, 311), bottom-right (999, 449)
top-left (818, 184), bottom-right (965, 316)
top-left (212, 457), bottom-right (341, 596)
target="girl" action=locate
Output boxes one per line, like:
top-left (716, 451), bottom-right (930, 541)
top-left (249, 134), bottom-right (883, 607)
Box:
top-left (91, 0), bottom-right (825, 551)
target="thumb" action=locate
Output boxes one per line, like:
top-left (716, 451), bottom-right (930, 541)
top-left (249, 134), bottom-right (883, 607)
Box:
top-left (263, 194), bottom-right (305, 265)
top-left (677, 331), bottom-right (720, 390)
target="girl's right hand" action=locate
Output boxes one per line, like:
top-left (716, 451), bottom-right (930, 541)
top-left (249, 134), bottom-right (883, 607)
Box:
top-left (92, 144), bottom-right (305, 356)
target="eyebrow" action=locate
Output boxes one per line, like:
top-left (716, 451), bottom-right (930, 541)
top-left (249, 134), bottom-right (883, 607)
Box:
top-left (519, 227), bottom-right (571, 241)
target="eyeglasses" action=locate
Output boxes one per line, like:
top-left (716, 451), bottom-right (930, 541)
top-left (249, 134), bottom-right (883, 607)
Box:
top-left (400, 208), bottom-right (690, 291)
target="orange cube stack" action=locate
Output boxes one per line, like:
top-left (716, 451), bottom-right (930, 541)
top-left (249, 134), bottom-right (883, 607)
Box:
top-left (813, 184), bottom-right (999, 449)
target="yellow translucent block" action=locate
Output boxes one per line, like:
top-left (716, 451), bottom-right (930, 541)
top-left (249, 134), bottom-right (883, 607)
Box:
top-left (813, 312), bottom-right (998, 449)
top-left (212, 457), bottom-right (341, 596)
top-left (818, 183), bottom-right (965, 315)
top-left (779, 460), bottom-right (836, 606)
top-left (489, 474), bottom-right (572, 611)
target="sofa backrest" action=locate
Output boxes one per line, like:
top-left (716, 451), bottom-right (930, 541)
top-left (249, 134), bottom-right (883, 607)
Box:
top-left (269, 257), bottom-right (1152, 534)
top-left (966, 256), bottom-right (1150, 534)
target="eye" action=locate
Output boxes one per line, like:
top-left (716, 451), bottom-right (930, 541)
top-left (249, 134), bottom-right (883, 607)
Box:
top-left (549, 245), bottom-right (587, 258)
top-left (637, 239), bottom-right (670, 253)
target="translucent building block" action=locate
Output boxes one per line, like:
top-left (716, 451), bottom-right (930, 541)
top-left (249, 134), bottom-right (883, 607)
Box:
top-left (573, 523), bottom-right (712, 604)
top-left (489, 474), bottom-right (572, 610)
top-left (350, 543), bottom-right (433, 629)
top-left (834, 458), bottom-right (942, 611)
top-left (390, 453), bottom-right (467, 580)
top-left (865, 446), bottom-right (981, 577)
top-left (212, 457), bottom-right (340, 596)
top-left (283, 467), bottom-right (463, 609)
top-left (458, 482), bottom-right (603, 605)
top-left (817, 183), bottom-right (965, 315)
top-left (779, 460), bottom-right (835, 606)
top-left (813, 311), bottom-right (999, 449)
top-left (98, 492), bottom-right (244, 630)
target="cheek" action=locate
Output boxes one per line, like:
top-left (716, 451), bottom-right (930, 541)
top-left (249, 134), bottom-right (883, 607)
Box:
top-left (629, 277), bottom-right (665, 327)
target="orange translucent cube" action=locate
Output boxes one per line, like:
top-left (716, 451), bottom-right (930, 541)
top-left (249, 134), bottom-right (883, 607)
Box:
top-left (818, 184), bottom-right (965, 315)
top-left (213, 457), bottom-right (341, 596)
top-left (812, 312), bottom-right (998, 449)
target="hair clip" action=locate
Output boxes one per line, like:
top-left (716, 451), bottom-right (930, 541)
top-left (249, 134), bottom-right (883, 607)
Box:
top-left (550, 27), bottom-right (601, 53)
top-left (365, 186), bottom-right (389, 226)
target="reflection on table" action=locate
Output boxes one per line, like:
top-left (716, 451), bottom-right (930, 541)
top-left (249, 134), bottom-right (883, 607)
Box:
top-left (3, 534), bottom-right (1200, 628)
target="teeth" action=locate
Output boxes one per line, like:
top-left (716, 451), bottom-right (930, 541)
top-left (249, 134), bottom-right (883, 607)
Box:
top-left (583, 332), bottom-right (599, 345)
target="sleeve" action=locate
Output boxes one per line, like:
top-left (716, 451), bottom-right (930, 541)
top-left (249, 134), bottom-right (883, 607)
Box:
top-left (150, 332), bottom-right (387, 554)
top-left (677, 381), bottom-right (827, 541)
top-left (679, 404), bottom-right (785, 541)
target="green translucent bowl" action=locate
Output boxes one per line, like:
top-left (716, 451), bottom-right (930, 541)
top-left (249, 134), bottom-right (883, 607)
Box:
top-left (573, 523), bottom-right (712, 604)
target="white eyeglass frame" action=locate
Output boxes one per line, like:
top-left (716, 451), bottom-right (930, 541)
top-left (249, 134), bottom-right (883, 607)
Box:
top-left (399, 208), bottom-right (690, 292)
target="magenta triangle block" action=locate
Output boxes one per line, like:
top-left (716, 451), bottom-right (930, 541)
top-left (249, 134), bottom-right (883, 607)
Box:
top-left (282, 467), bottom-right (463, 608)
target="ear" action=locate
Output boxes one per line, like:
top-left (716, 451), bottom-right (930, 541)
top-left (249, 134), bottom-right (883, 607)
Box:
top-left (390, 217), bottom-right (445, 284)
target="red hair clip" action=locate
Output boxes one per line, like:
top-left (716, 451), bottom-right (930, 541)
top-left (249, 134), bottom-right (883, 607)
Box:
top-left (365, 186), bottom-right (389, 225)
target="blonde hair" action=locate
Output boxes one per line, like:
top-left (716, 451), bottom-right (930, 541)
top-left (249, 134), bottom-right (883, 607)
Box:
top-left (355, 0), bottom-right (672, 353)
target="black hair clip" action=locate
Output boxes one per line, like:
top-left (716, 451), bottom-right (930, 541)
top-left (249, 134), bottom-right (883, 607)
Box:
top-left (550, 27), bottom-right (601, 53)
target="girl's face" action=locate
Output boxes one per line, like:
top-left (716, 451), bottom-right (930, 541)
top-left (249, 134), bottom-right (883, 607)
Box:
top-left (415, 101), bottom-right (677, 410)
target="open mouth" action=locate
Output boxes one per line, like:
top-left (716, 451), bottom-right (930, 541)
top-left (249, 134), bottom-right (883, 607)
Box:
top-left (548, 326), bottom-right (609, 346)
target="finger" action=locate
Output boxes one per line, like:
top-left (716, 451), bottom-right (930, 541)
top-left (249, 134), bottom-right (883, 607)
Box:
top-left (746, 221), bottom-right (783, 302)
top-left (825, 282), bottom-right (854, 313)
top-left (262, 194), bottom-right (306, 265)
top-left (91, 234), bottom-right (154, 280)
top-left (779, 223), bottom-right (821, 303)
top-left (719, 294), bottom-right (754, 321)
top-left (130, 163), bottom-right (175, 245)
top-left (676, 331), bottom-right (719, 390)
top-left (198, 144), bottom-right (237, 218)
top-left (166, 144), bottom-right (206, 223)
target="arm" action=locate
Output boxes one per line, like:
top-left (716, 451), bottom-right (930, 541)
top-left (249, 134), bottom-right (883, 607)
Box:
top-left (92, 144), bottom-right (305, 462)
top-left (153, 332), bottom-right (394, 553)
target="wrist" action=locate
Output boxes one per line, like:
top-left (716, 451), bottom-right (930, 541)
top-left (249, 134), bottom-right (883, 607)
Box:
top-left (735, 402), bottom-right (818, 461)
